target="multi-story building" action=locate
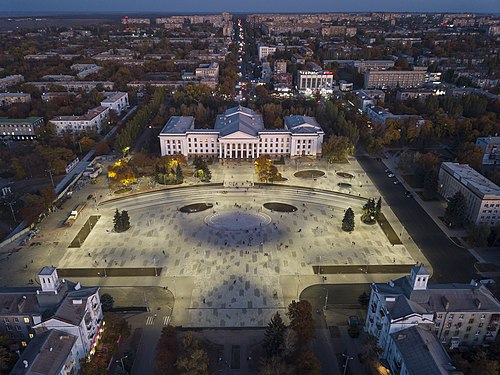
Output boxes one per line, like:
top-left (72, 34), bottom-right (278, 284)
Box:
top-left (366, 106), bottom-right (424, 125)
top-left (353, 60), bottom-right (395, 73)
top-left (71, 63), bottom-right (102, 79)
top-left (195, 62), bottom-right (220, 81)
top-left (0, 117), bottom-right (43, 141)
top-left (10, 330), bottom-right (80, 375)
top-left (159, 106), bottom-right (324, 159)
top-left (321, 25), bottom-right (357, 37)
top-left (365, 264), bottom-right (500, 354)
top-left (438, 162), bottom-right (500, 227)
top-left (121, 17), bottom-right (151, 25)
top-left (297, 70), bottom-right (334, 94)
top-left (364, 69), bottom-right (426, 89)
top-left (275, 60), bottom-right (287, 74)
top-left (0, 74), bottom-right (24, 90)
top-left (50, 106), bottom-right (109, 135)
top-left (355, 90), bottom-right (386, 111)
top-left (0, 93), bottom-right (31, 107)
top-left (100, 92), bottom-right (129, 114)
top-left (476, 137), bottom-right (500, 167)
top-left (258, 46), bottom-right (277, 61)
top-left (25, 81), bottom-right (114, 92)
top-left (396, 89), bottom-right (439, 101)
top-left (0, 266), bottom-right (103, 361)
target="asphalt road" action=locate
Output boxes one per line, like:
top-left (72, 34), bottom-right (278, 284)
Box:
top-left (357, 155), bottom-right (477, 283)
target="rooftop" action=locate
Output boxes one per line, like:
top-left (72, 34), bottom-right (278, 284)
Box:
top-left (11, 330), bottom-right (77, 375)
top-left (51, 106), bottom-right (108, 122)
top-left (0, 117), bottom-right (43, 124)
top-left (39, 266), bottom-right (56, 276)
top-left (391, 326), bottom-right (456, 375)
top-left (441, 162), bottom-right (500, 197)
top-left (284, 115), bottom-right (324, 134)
top-left (101, 91), bottom-right (128, 104)
top-left (52, 287), bottom-right (99, 325)
top-left (160, 116), bottom-right (195, 134)
top-left (215, 106), bottom-right (264, 137)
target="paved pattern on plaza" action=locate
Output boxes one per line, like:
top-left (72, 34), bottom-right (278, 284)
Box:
top-left (59, 183), bottom-right (415, 327)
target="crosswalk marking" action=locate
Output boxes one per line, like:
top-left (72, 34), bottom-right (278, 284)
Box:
top-left (146, 316), bottom-right (155, 325)
top-left (163, 315), bottom-right (171, 326)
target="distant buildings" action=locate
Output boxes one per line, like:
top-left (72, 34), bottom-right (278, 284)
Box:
top-left (0, 74), bottom-right (24, 90)
top-left (297, 70), bottom-right (334, 95)
top-left (71, 63), bottom-right (102, 79)
top-left (364, 69), bottom-right (427, 89)
top-left (366, 106), bottom-right (424, 125)
top-left (476, 137), bottom-right (500, 167)
top-left (51, 106), bottom-right (109, 135)
top-left (355, 90), bottom-right (386, 111)
top-left (0, 117), bottom-right (43, 141)
top-left (25, 81), bottom-right (114, 92)
top-left (365, 264), bottom-right (500, 374)
top-left (274, 60), bottom-right (287, 74)
top-left (121, 17), bottom-right (151, 25)
top-left (195, 62), bottom-right (220, 82)
top-left (0, 93), bottom-right (31, 107)
top-left (438, 162), bottom-right (500, 227)
top-left (353, 60), bottom-right (395, 74)
top-left (159, 105), bottom-right (324, 159)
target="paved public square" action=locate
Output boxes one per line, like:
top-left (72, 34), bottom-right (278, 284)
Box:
top-left (0, 158), bottom-right (426, 327)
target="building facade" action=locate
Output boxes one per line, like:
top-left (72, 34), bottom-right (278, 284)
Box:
top-left (159, 106), bottom-right (324, 159)
top-left (364, 69), bottom-right (426, 89)
top-left (365, 264), bottom-right (500, 354)
top-left (297, 70), bottom-right (334, 94)
top-left (258, 46), bottom-right (277, 61)
top-left (0, 74), bottom-right (24, 90)
top-left (438, 162), bottom-right (500, 226)
top-left (0, 117), bottom-right (43, 141)
top-left (0, 93), bottom-right (31, 107)
top-left (51, 106), bottom-right (110, 135)
top-left (476, 136), bottom-right (500, 167)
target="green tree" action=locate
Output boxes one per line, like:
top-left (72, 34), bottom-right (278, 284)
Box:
top-left (297, 350), bottom-right (321, 375)
top-left (321, 135), bottom-right (354, 163)
top-left (176, 163), bottom-right (184, 183)
top-left (100, 293), bottom-right (114, 312)
top-left (467, 224), bottom-right (491, 247)
top-left (113, 209), bottom-right (121, 232)
top-left (0, 345), bottom-right (17, 374)
top-left (471, 351), bottom-right (500, 375)
top-left (175, 333), bottom-right (208, 375)
top-left (120, 210), bottom-right (130, 232)
top-left (444, 191), bottom-right (467, 228)
top-left (361, 198), bottom-right (377, 224)
top-left (358, 291), bottom-right (370, 307)
top-left (342, 208), bottom-right (355, 232)
top-left (263, 312), bottom-right (286, 358)
top-left (423, 169), bottom-right (438, 200)
top-left (375, 197), bottom-right (382, 219)
top-left (155, 326), bottom-right (178, 375)
top-left (287, 300), bottom-right (315, 347)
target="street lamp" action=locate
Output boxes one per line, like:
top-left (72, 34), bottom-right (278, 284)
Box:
top-left (322, 287), bottom-right (329, 313)
top-left (116, 355), bottom-right (128, 371)
top-left (342, 353), bottom-right (354, 375)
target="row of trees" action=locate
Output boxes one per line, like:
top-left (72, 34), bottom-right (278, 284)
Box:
top-left (114, 89), bottom-right (166, 154)
top-left (260, 301), bottom-right (320, 374)
top-left (361, 198), bottom-right (382, 225)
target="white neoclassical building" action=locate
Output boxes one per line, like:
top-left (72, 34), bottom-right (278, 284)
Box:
top-left (159, 106), bottom-right (324, 159)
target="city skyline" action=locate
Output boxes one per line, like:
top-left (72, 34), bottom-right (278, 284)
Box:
top-left (2, 0), bottom-right (499, 15)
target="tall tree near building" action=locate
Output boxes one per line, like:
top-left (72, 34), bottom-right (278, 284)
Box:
top-left (444, 191), bottom-right (467, 228)
top-left (287, 300), bottom-right (315, 347)
top-left (263, 312), bottom-right (286, 357)
top-left (423, 169), bottom-right (438, 200)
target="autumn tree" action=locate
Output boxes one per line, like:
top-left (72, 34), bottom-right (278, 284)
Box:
top-left (155, 326), bottom-right (178, 375)
top-left (297, 350), bottom-right (321, 375)
top-left (321, 135), bottom-right (354, 163)
top-left (287, 300), bottom-right (315, 347)
top-left (444, 191), bottom-right (467, 228)
top-left (255, 155), bottom-right (282, 182)
top-left (175, 333), bottom-right (208, 375)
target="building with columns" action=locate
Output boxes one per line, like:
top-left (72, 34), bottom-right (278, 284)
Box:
top-left (159, 106), bottom-right (324, 159)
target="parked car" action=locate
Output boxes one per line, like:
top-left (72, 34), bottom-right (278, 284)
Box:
top-left (388, 173), bottom-right (395, 178)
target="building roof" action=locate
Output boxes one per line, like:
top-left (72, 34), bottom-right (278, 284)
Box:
top-left (441, 162), bottom-right (500, 198)
top-left (391, 326), bottom-right (456, 375)
top-left (52, 287), bottom-right (99, 326)
top-left (0, 117), bottom-right (43, 124)
top-left (476, 136), bottom-right (500, 146)
top-left (0, 93), bottom-right (31, 98)
top-left (284, 115), bottom-right (324, 134)
top-left (101, 91), bottom-right (127, 104)
top-left (0, 288), bottom-right (40, 315)
top-left (11, 329), bottom-right (77, 375)
top-left (215, 106), bottom-right (264, 137)
top-left (51, 106), bottom-right (108, 122)
top-left (39, 266), bottom-right (56, 276)
top-left (160, 116), bottom-right (195, 134)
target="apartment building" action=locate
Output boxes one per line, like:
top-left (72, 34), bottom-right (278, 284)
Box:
top-left (0, 117), bottom-right (43, 141)
top-left (476, 136), bottom-right (500, 167)
top-left (364, 69), bottom-right (426, 89)
top-left (0, 74), bottom-right (24, 90)
top-left (195, 62), bottom-right (220, 81)
top-left (51, 106), bottom-right (109, 135)
top-left (159, 106), bottom-right (324, 159)
top-left (0, 266), bottom-right (103, 362)
top-left (121, 17), bottom-right (151, 25)
top-left (365, 264), bottom-right (500, 355)
top-left (355, 90), bottom-right (386, 111)
top-left (100, 92), bottom-right (129, 114)
top-left (71, 63), bottom-right (102, 79)
top-left (25, 81), bottom-right (114, 92)
top-left (353, 60), bottom-right (395, 73)
top-left (275, 60), bottom-right (287, 74)
top-left (258, 45), bottom-right (277, 61)
top-left (297, 70), bottom-right (334, 94)
top-left (438, 162), bottom-right (500, 226)
top-left (396, 89), bottom-right (438, 101)
top-left (0, 93), bottom-right (31, 107)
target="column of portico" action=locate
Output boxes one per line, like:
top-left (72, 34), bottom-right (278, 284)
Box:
top-left (219, 142), bottom-right (223, 158)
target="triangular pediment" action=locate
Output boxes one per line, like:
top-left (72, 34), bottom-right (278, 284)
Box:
top-left (219, 130), bottom-right (258, 139)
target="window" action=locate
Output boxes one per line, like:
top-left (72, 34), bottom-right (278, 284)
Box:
top-left (446, 322), bottom-right (452, 329)
top-left (466, 326), bottom-right (472, 332)
top-left (481, 314), bottom-right (486, 319)
top-left (23, 317), bottom-right (30, 324)
top-left (449, 314), bottom-right (454, 320)
top-left (454, 330), bottom-right (460, 336)
top-left (469, 319), bottom-right (474, 324)
top-left (459, 314), bottom-right (464, 319)
top-left (475, 331), bottom-right (481, 335)
top-left (14, 318), bottom-right (19, 323)
top-left (435, 322), bottom-right (441, 328)
top-left (21, 341), bottom-right (27, 347)
top-left (16, 325), bottom-right (21, 331)
top-left (479, 323), bottom-right (484, 327)
top-left (437, 314), bottom-right (443, 319)
top-left (28, 333), bottom-right (34, 339)
top-left (444, 330), bottom-right (450, 336)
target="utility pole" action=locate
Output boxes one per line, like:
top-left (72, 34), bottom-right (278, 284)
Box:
top-left (46, 169), bottom-right (55, 187)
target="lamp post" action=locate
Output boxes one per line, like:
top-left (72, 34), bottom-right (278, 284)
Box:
top-left (322, 287), bottom-right (329, 313)
top-left (342, 353), bottom-right (354, 375)
top-left (116, 355), bottom-right (128, 371)
top-left (46, 169), bottom-right (55, 187)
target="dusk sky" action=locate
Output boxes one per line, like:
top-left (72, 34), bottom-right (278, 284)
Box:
top-left (3, 0), bottom-right (499, 14)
